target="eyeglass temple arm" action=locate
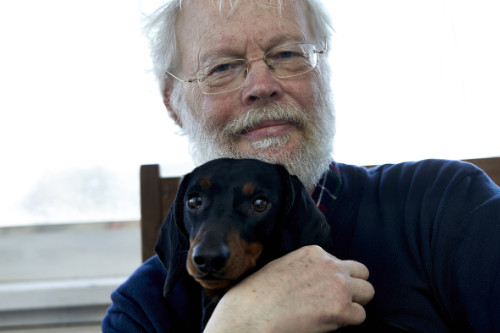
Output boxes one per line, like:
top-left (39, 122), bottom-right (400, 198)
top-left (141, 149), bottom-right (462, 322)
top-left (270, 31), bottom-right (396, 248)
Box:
top-left (315, 41), bottom-right (328, 54)
top-left (165, 69), bottom-right (198, 83)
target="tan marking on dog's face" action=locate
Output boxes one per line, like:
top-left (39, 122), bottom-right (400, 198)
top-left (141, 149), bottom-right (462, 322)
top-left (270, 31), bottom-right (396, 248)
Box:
top-left (186, 227), bottom-right (263, 292)
top-left (199, 177), bottom-right (211, 189)
top-left (242, 182), bottom-right (255, 196)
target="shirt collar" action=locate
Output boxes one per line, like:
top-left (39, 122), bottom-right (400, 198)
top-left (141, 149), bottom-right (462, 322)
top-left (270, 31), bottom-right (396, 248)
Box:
top-left (311, 161), bottom-right (342, 216)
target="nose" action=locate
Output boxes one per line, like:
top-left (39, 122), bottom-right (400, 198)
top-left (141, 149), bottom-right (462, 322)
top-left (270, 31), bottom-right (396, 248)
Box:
top-left (192, 243), bottom-right (230, 274)
top-left (241, 59), bottom-right (283, 105)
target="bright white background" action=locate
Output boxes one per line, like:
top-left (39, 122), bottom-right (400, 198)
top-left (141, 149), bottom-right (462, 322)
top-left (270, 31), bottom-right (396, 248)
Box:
top-left (0, 0), bottom-right (499, 226)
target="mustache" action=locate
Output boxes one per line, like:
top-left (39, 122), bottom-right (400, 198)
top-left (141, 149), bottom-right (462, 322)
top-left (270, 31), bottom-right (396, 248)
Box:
top-left (220, 103), bottom-right (309, 138)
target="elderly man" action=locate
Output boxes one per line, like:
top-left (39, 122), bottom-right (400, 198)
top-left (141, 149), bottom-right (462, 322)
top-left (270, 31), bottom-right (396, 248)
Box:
top-left (102, 0), bottom-right (500, 332)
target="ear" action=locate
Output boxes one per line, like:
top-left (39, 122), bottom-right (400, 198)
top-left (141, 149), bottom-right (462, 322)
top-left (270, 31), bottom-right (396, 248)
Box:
top-left (276, 166), bottom-right (334, 253)
top-left (154, 173), bottom-right (190, 296)
top-left (162, 82), bottom-right (183, 128)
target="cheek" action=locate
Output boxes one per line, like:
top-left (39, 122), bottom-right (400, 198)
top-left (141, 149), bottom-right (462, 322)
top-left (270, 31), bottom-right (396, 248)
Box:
top-left (200, 94), bottom-right (241, 126)
top-left (288, 75), bottom-right (319, 109)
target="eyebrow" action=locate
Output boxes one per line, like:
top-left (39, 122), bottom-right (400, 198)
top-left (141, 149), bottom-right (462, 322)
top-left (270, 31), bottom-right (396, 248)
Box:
top-left (266, 34), bottom-right (307, 48)
top-left (198, 34), bottom-right (307, 66)
top-left (198, 47), bottom-right (241, 67)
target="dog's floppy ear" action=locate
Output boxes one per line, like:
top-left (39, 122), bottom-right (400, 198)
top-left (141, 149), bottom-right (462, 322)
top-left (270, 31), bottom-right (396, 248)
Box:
top-left (154, 174), bottom-right (190, 296)
top-left (276, 165), bottom-right (334, 253)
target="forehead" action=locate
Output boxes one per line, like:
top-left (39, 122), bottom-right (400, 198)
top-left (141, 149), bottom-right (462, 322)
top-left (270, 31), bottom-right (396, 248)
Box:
top-left (176, 0), bottom-right (313, 69)
top-left (186, 159), bottom-right (281, 192)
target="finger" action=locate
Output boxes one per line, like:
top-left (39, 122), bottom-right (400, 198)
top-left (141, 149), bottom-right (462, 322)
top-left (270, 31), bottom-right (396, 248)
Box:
top-left (322, 251), bottom-right (370, 280)
top-left (343, 260), bottom-right (370, 280)
top-left (343, 302), bottom-right (368, 326)
top-left (323, 300), bottom-right (369, 330)
top-left (350, 278), bottom-right (375, 305)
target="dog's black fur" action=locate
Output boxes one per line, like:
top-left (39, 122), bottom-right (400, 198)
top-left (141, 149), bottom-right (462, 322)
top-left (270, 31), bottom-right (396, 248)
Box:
top-left (155, 158), bottom-right (334, 330)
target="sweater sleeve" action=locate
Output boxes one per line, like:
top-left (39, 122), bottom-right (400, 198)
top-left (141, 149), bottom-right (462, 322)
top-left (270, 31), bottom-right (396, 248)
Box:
top-left (428, 161), bottom-right (500, 332)
top-left (102, 256), bottom-right (202, 332)
top-left (337, 159), bottom-right (500, 332)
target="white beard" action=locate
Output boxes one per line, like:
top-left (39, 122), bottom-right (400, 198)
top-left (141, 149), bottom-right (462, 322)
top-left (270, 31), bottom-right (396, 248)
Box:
top-left (176, 92), bottom-right (335, 190)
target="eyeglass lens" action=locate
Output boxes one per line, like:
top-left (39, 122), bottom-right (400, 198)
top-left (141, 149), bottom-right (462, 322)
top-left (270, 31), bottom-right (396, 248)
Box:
top-left (198, 43), bottom-right (319, 94)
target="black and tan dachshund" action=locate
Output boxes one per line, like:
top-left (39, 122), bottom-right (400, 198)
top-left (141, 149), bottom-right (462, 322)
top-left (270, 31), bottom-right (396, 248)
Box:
top-left (155, 158), bottom-right (334, 329)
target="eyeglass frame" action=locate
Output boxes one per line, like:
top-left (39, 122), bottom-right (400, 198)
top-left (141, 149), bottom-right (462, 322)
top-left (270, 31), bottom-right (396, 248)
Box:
top-left (165, 41), bottom-right (327, 95)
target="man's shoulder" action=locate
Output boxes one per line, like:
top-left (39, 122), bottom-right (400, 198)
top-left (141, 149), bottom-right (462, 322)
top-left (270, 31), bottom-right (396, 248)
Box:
top-left (335, 158), bottom-right (497, 211)
top-left (339, 158), bottom-right (485, 187)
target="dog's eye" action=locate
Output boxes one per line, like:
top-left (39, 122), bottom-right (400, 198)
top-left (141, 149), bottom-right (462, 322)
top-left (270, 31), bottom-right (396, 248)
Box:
top-left (187, 196), bottom-right (203, 209)
top-left (253, 198), bottom-right (269, 212)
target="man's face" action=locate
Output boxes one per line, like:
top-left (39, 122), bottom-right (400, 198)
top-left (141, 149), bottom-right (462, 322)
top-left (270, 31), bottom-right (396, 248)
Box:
top-left (169, 0), bottom-right (335, 189)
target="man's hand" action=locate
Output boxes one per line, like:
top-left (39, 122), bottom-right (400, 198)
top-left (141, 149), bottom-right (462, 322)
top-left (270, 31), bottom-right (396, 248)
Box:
top-left (204, 245), bottom-right (374, 333)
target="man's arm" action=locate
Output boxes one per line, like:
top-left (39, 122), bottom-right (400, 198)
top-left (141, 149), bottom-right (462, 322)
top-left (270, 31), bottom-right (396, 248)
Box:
top-left (204, 245), bottom-right (374, 333)
top-left (102, 256), bottom-right (202, 332)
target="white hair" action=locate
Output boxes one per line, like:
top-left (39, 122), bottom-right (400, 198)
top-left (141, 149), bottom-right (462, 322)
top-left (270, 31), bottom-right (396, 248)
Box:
top-left (143, 0), bottom-right (335, 94)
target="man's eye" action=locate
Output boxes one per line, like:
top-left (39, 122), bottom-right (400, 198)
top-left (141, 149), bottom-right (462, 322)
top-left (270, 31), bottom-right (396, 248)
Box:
top-left (187, 196), bottom-right (203, 209)
top-left (276, 50), bottom-right (296, 59)
top-left (213, 63), bottom-right (232, 72)
top-left (253, 198), bottom-right (269, 212)
top-left (204, 59), bottom-right (245, 77)
top-left (207, 62), bottom-right (237, 76)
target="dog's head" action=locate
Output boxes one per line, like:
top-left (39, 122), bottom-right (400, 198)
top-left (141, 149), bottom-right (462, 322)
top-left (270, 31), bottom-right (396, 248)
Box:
top-left (155, 158), bottom-right (333, 297)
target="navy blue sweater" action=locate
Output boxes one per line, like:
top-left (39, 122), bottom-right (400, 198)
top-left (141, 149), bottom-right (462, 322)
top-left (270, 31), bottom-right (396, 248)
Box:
top-left (103, 160), bottom-right (500, 332)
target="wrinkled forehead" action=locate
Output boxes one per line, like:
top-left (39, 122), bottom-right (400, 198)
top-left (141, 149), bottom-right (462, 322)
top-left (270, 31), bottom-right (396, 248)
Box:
top-left (175, 0), bottom-right (314, 71)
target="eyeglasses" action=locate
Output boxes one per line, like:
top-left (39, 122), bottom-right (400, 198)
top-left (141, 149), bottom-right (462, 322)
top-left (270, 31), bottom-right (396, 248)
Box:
top-left (165, 42), bottom-right (327, 95)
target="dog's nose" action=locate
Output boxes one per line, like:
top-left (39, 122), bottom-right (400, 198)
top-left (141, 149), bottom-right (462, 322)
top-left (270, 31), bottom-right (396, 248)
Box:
top-left (192, 244), bottom-right (230, 274)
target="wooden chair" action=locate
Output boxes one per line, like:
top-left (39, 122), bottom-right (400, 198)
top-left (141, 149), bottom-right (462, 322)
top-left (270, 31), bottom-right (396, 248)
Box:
top-left (463, 157), bottom-right (500, 186)
top-left (140, 157), bottom-right (500, 262)
top-left (140, 165), bottom-right (181, 262)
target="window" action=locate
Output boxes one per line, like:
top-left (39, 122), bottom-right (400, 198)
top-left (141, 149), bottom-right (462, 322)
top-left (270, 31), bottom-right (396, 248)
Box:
top-left (0, 0), bottom-right (193, 227)
top-left (1, 0), bottom-right (499, 227)
top-left (329, 0), bottom-right (500, 166)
